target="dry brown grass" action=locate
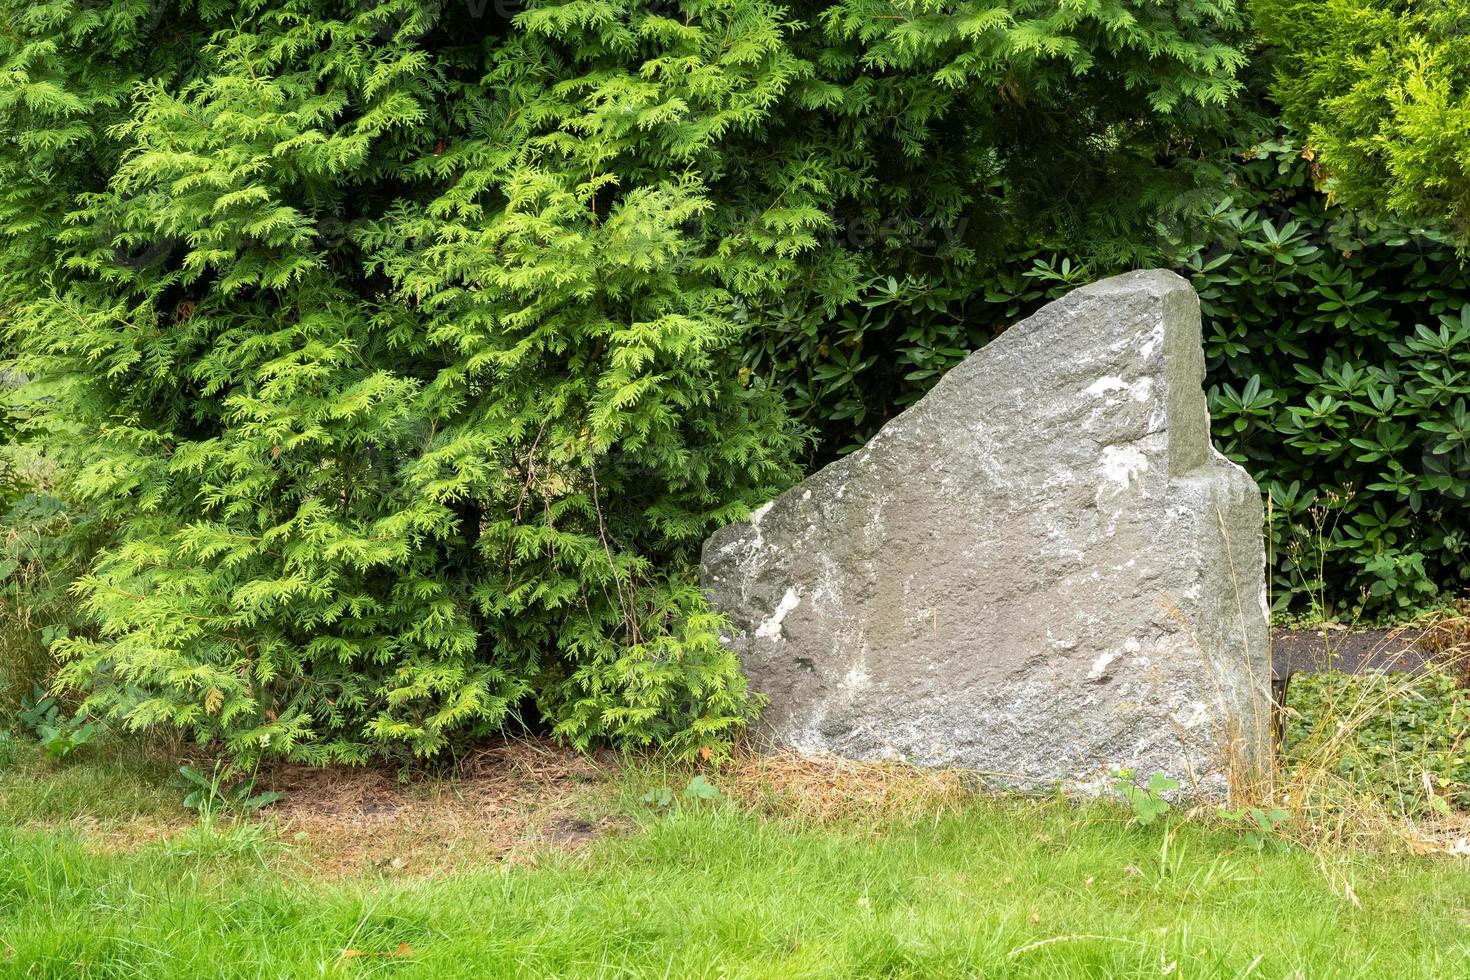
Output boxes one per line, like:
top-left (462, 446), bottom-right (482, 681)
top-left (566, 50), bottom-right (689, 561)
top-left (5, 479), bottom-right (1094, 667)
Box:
top-left (260, 742), bottom-right (982, 874)
top-left (23, 812), bottom-right (189, 855)
top-left (715, 747), bottom-right (973, 828)
top-left (22, 739), bottom-right (980, 878)
top-left (7, 738), bottom-right (631, 878)
top-left (1418, 600), bottom-right (1470, 684)
top-left (19, 604), bottom-right (1470, 881)
top-left (254, 739), bottom-right (623, 878)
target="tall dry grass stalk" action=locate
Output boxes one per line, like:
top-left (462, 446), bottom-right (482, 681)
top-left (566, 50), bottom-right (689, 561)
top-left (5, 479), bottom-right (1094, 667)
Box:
top-left (1187, 494), bottom-right (1470, 858)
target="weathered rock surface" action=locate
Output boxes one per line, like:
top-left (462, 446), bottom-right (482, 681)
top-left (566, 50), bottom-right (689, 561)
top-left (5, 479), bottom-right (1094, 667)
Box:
top-left (701, 270), bottom-right (1271, 796)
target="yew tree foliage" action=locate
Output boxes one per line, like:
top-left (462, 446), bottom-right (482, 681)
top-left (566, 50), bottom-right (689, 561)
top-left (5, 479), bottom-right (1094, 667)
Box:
top-left (0, 0), bottom-right (1247, 762)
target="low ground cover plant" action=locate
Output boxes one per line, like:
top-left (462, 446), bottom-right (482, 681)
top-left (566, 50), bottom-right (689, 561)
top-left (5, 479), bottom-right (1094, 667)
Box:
top-left (1284, 668), bottom-right (1470, 818)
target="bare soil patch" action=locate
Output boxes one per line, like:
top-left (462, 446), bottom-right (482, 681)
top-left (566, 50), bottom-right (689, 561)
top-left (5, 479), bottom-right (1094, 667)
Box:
top-left (1272, 604), bottom-right (1470, 682)
top-left (1272, 624), bottom-right (1433, 679)
top-left (12, 738), bottom-right (628, 877)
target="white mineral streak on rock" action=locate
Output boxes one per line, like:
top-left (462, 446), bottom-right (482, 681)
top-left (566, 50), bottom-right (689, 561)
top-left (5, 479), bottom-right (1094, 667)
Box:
top-left (1086, 376), bottom-right (1152, 404)
top-left (1140, 330), bottom-right (1161, 360)
top-left (1088, 648), bottom-right (1120, 681)
top-left (1086, 376), bottom-right (1129, 396)
top-left (1098, 444), bottom-right (1149, 487)
top-left (754, 586), bottom-right (801, 640)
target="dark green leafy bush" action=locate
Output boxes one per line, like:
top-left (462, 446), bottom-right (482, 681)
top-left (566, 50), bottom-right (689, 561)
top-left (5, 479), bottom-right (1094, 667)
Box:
top-left (1185, 141), bottom-right (1470, 617)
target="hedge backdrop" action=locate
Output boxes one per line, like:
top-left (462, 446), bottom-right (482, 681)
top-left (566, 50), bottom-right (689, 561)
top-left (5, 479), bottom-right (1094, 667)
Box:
top-left (0, 0), bottom-right (1464, 760)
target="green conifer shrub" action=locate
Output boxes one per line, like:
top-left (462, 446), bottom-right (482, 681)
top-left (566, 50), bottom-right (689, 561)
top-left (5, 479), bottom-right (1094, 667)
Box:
top-left (0, 0), bottom-right (1248, 761)
top-left (1250, 0), bottom-right (1470, 233)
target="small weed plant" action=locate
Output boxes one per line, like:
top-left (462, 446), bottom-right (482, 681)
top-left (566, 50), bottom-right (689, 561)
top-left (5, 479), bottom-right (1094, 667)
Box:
top-left (1220, 806), bottom-right (1292, 850)
top-left (178, 761), bottom-right (282, 819)
top-left (641, 773), bottom-right (723, 811)
top-left (16, 686), bottom-right (98, 760)
top-left (1112, 770), bottom-right (1179, 826)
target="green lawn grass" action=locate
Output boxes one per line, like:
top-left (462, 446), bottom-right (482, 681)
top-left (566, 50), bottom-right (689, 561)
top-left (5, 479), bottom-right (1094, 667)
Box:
top-left (1, 747), bottom-right (1468, 978)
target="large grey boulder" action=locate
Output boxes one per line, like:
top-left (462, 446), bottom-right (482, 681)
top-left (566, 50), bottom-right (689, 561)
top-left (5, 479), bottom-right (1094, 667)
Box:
top-left (702, 270), bottom-right (1271, 796)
